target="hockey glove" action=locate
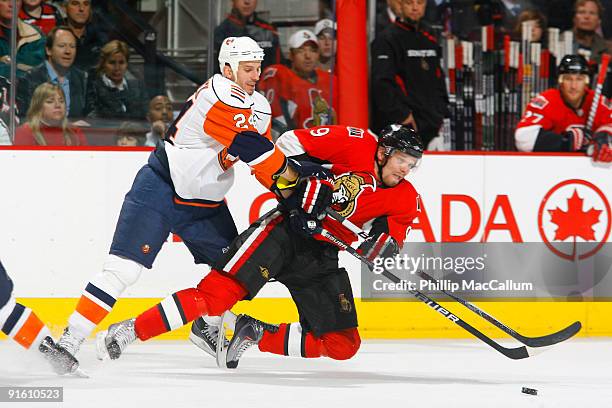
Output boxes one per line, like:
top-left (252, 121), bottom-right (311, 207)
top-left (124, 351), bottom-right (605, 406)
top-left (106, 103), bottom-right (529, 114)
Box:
top-left (357, 232), bottom-right (400, 270)
top-left (588, 131), bottom-right (612, 163)
top-left (294, 175), bottom-right (335, 219)
top-left (274, 159), bottom-right (334, 191)
top-left (277, 160), bottom-right (335, 219)
top-left (563, 127), bottom-right (591, 151)
top-left (287, 209), bottom-right (321, 238)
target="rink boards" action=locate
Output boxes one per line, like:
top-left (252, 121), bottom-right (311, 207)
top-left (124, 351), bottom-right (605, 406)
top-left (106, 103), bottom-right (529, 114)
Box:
top-left (0, 148), bottom-right (610, 339)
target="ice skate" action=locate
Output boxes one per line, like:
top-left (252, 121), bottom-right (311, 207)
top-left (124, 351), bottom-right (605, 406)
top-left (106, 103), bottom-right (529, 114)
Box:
top-left (189, 316), bottom-right (229, 358)
top-left (225, 314), bottom-right (278, 369)
top-left (96, 318), bottom-right (136, 360)
top-left (38, 336), bottom-right (80, 375)
top-left (57, 326), bottom-right (85, 357)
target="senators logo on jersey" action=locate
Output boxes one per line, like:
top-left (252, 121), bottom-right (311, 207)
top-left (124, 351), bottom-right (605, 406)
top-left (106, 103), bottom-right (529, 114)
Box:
top-left (259, 64), bottom-right (337, 130)
top-left (331, 172), bottom-right (375, 218)
top-left (305, 89), bottom-right (336, 128)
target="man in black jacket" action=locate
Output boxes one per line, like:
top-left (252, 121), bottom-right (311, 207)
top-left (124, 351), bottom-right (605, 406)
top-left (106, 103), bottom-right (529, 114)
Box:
top-left (370, 0), bottom-right (449, 147)
top-left (17, 25), bottom-right (88, 119)
top-left (214, 0), bottom-right (283, 71)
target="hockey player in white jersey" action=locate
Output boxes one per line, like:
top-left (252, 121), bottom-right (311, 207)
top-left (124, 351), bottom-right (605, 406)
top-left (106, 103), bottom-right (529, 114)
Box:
top-left (56, 36), bottom-right (333, 364)
top-left (0, 259), bottom-right (80, 375)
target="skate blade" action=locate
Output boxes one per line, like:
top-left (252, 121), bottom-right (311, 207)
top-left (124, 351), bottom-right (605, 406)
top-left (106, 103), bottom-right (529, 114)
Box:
top-left (188, 330), bottom-right (216, 358)
top-left (71, 367), bottom-right (90, 378)
top-left (216, 311), bottom-right (236, 369)
top-left (95, 330), bottom-right (110, 361)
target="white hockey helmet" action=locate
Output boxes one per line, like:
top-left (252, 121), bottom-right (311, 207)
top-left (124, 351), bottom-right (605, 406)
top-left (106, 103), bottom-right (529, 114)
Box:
top-left (218, 36), bottom-right (265, 76)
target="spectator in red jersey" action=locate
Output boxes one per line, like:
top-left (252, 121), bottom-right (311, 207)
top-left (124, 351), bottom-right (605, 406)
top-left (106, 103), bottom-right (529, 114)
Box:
top-left (19, 0), bottom-right (63, 34)
top-left (259, 29), bottom-right (337, 132)
top-left (14, 82), bottom-right (87, 145)
top-left (214, 0), bottom-right (283, 71)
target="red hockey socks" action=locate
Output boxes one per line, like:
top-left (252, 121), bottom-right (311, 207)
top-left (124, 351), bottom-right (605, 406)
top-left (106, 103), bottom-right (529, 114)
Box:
top-left (258, 323), bottom-right (361, 360)
top-left (135, 270), bottom-right (247, 341)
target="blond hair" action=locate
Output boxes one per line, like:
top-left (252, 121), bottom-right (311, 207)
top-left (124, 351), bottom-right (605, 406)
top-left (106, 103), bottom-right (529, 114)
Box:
top-left (96, 40), bottom-right (130, 75)
top-left (26, 83), bottom-right (76, 146)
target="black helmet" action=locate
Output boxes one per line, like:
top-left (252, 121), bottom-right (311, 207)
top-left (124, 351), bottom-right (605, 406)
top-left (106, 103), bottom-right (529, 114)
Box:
top-left (378, 124), bottom-right (424, 159)
top-left (557, 54), bottom-right (589, 76)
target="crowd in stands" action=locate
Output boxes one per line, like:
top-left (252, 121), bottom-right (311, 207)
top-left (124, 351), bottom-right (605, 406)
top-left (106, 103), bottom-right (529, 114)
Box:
top-left (0, 0), bottom-right (610, 150)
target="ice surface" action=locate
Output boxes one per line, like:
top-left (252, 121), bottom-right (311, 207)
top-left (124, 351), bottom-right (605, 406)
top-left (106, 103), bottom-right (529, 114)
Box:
top-left (1, 338), bottom-right (610, 408)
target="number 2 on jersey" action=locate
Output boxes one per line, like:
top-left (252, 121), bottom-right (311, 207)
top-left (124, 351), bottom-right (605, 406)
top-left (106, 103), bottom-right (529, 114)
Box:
top-left (234, 113), bottom-right (256, 129)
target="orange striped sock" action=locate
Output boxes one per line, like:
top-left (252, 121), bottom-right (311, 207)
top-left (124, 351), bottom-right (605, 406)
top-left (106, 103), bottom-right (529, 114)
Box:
top-left (67, 283), bottom-right (115, 338)
top-left (1, 302), bottom-right (51, 350)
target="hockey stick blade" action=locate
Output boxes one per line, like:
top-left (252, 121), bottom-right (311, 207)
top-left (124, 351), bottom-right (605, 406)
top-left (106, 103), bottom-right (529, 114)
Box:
top-left (417, 270), bottom-right (582, 347)
top-left (316, 225), bottom-right (532, 360)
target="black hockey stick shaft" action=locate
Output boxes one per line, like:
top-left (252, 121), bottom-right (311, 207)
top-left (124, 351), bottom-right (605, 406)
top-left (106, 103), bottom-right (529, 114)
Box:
top-left (325, 209), bottom-right (580, 349)
top-left (320, 214), bottom-right (531, 360)
top-left (416, 270), bottom-right (581, 347)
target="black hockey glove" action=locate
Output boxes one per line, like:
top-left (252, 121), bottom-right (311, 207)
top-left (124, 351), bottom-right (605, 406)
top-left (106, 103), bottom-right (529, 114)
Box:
top-left (284, 176), bottom-right (334, 237)
top-left (358, 232), bottom-right (400, 271)
top-left (563, 127), bottom-right (591, 151)
top-left (278, 160), bottom-right (335, 220)
top-left (287, 209), bottom-right (321, 237)
top-left (588, 130), bottom-right (612, 163)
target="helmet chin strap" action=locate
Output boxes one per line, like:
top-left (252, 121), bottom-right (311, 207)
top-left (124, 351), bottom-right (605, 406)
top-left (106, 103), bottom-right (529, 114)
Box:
top-left (375, 147), bottom-right (393, 188)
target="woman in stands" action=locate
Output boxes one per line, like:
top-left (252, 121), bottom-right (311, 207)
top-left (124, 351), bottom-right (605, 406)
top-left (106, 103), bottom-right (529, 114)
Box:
top-left (85, 40), bottom-right (146, 120)
top-left (14, 82), bottom-right (87, 146)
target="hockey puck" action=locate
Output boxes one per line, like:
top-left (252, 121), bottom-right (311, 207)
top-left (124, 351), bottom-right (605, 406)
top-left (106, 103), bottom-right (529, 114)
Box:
top-left (521, 387), bottom-right (538, 396)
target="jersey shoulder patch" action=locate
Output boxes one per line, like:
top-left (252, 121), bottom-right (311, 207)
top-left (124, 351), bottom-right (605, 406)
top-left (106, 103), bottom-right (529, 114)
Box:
top-left (347, 126), bottom-right (365, 138)
top-left (262, 64), bottom-right (290, 81)
top-left (209, 74), bottom-right (252, 109)
top-left (528, 94), bottom-right (550, 110)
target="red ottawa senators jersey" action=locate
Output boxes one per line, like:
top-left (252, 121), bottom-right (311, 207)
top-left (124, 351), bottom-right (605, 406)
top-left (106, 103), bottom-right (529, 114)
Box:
top-left (276, 125), bottom-right (421, 246)
top-left (515, 88), bottom-right (612, 152)
top-left (259, 64), bottom-right (338, 129)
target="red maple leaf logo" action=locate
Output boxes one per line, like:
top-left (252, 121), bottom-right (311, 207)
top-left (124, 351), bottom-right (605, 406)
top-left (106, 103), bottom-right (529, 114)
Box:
top-left (548, 189), bottom-right (601, 241)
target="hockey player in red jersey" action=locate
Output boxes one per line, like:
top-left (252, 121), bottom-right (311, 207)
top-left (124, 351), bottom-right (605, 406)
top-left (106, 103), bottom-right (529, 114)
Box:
top-left (96, 124), bottom-right (423, 367)
top-left (55, 36), bottom-right (332, 365)
top-left (515, 54), bottom-right (612, 162)
top-left (259, 29), bottom-right (337, 130)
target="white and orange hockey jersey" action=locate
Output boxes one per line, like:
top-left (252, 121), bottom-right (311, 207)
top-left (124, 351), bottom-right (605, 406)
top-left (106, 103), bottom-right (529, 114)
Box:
top-left (161, 74), bottom-right (286, 202)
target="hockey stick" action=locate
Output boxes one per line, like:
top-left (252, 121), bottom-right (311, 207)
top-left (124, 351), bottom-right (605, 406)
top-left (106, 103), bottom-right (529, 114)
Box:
top-left (321, 211), bottom-right (533, 359)
top-left (325, 209), bottom-right (581, 349)
top-left (586, 53), bottom-right (610, 131)
top-left (415, 270), bottom-right (581, 347)
top-left (315, 226), bottom-right (530, 359)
